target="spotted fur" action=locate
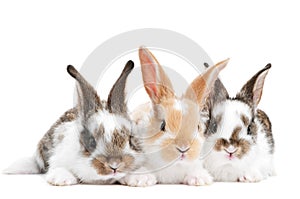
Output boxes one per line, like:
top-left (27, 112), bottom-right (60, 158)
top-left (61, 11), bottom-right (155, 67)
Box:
top-left (4, 60), bottom-right (145, 186)
top-left (203, 64), bottom-right (275, 182)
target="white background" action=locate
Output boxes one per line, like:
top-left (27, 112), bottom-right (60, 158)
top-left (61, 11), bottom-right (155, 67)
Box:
top-left (0, 0), bottom-right (298, 198)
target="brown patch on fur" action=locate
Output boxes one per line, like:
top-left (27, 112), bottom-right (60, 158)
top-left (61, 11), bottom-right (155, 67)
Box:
top-left (215, 115), bottom-right (222, 124)
top-left (240, 114), bottom-right (249, 127)
top-left (235, 140), bottom-right (251, 158)
top-left (256, 109), bottom-right (274, 153)
top-left (112, 128), bottom-right (129, 149)
top-left (214, 125), bottom-right (251, 159)
top-left (82, 149), bottom-right (91, 157)
top-left (230, 126), bottom-right (251, 158)
top-left (57, 134), bottom-right (64, 142)
top-left (214, 138), bottom-right (229, 151)
top-left (121, 155), bottom-right (135, 171)
top-left (92, 156), bottom-right (112, 175)
top-left (94, 124), bottom-right (105, 141)
top-left (37, 108), bottom-right (78, 172)
top-left (248, 122), bottom-right (258, 143)
top-left (92, 154), bottom-right (136, 176)
top-left (129, 135), bottom-right (143, 152)
top-left (231, 127), bottom-right (242, 140)
top-left (257, 110), bottom-right (271, 133)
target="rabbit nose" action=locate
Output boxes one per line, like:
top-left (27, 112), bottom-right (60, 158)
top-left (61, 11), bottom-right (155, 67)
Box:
top-left (176, 147), bottom-right (190, 154)
top-left (224, 145), bottom-right (237, 154)
top-left (109, 162), bottom-right (120, 173)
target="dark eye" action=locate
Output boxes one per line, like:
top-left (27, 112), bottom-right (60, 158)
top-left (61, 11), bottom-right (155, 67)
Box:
top-left (160, 120), bottom-right (166, 132)
top-left (129, 135), bottom-right (142, 152)
top-left (247, 125), bottom-right (252, 135)
top-left (209, 120), bottom-right (218, 133)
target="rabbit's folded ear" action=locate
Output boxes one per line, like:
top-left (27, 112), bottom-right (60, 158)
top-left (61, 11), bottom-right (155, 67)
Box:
top-left (139, 46), bottom-right (174, 104)
top-left (236, 64), bottom-right (271, 108)
top-left (107, 60), bottom-right (134, 115)
top-left (185, 59), bottom-right (229, 109)
top-left (67, 65), bottom-right (102, 119)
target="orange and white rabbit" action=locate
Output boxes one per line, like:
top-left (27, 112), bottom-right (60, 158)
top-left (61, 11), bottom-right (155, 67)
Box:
top-left (122, 47), bottom-right (229, 186)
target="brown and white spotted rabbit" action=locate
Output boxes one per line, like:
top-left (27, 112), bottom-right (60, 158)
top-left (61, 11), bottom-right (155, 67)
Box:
top-left (4, 61), bottom-right (145, 185)
top-left (203, 64), bottom-right (275, 182)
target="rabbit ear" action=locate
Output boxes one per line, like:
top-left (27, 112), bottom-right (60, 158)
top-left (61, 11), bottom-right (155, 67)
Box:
top-left (236, 64), bottom-right (271, 107)
top-left (203, 62), bottom-right (229, 105)
top-left (107, 60), bottom-right (134, 115)
top-left (185, 59), bottom-right (229, 108)
top-left (139, 46), bottom-right (174, 104)
top-left (67, 65), bottom-right (102, 120)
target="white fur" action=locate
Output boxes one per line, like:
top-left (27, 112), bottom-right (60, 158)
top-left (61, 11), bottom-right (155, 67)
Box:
top-left (89, 110), bottom-right (132, 142)
top-left (203, 100), bottom-right (274, 182)
top-left (5, 111), bottom-right (138, 185)
top-left (46, 167), bottom-right (78, 186)
top-left (126, 99), bottom-right (212, 186)
top-left (3, 157), bottom-right (40, 174)
top-left (151, 159), bottom-right (212, 185)
top-left (43, 117), bottom-right (128, 184)
top-left (120, 167), bottom-right (157, 187)
top-left (173, 99), bottom-right (182, 111)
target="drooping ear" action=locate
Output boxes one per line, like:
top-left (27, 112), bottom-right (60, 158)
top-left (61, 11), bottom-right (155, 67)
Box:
top-left (185, 59), bottom-right (229, 108)
top-left (67, 65), bottom-right (102, 119)
top-left (236, 64), bottom-right (271, 107)
top-left (139, 46), bottom-right (174, 104)
top-left (107, 60), bottom-right (134, 114)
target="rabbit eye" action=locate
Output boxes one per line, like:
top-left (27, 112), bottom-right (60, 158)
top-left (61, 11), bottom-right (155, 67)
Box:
top-left (247, 125), bottom-right (252, 135)
top-left (209, 120), bottom-right (218, 133)
top-left (160, 120), bottom-right (166, 132)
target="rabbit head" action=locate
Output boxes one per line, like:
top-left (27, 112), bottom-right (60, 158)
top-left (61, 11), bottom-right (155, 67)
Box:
top-left (204, 64), bottom-right (273, 161)
top-left (67, 61), bottom-right (144, 178)
top-left (138, 47), bottom-right (228, 167)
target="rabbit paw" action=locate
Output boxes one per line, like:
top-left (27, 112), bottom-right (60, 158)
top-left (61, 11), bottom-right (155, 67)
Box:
top-left (46, 168), bottom-right (78, 186)
top-left (184, 171), bottom-right (213, 186)
top-left (121, 173), bottom-right (157, 187)
top-left (237, 172), bottom-right (263, 183)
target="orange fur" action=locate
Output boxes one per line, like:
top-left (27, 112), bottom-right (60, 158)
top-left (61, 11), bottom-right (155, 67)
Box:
top-left (138, 47), bottom-right (229, 165)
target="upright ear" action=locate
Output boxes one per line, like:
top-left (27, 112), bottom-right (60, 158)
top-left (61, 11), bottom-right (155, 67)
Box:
top-left (236, 64), bottom-right (271, 107)
top-left (67, 65), bottom-right (102, 120)
top-left (204, 62), bottom-right (229, 106)
top-left (107, 60), bottom-right (134, 115)
top-left (185, 59), bottom-right (229, 108)
top-left (139, 46), bottom-right (174, 104)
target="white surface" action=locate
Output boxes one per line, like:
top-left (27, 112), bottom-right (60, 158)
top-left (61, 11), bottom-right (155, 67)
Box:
top-left (0, 0), bottom-right (298, 198)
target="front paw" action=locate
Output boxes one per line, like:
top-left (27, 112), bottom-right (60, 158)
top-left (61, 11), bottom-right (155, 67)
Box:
top-left (184, 171), bottom-right (213, 186)
top-left (121, 173), bottom-right (157, 187)
top-left (46, 168), bottom-right (78, 186)
top-left (237, 172), bottom-right (263, 183)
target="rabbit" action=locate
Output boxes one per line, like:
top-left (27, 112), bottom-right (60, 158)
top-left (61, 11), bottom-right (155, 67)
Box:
top-left (121, 47), bottom-right (229, 186)
top-left (3, 60), bottom-right (145, 186)
top-left (202, 63), bottom-right (275, 182)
